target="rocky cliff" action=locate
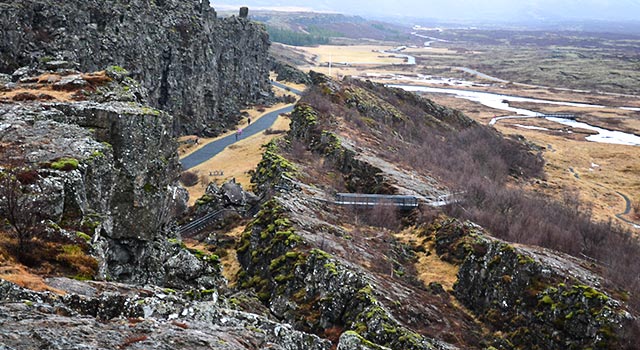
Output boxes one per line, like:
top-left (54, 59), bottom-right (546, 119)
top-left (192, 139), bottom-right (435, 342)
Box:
top-left (0, 66), bottom-right (217, 287)
top-left (0, 0), bottom-right (272, 135)
top-left (434, 218), bottom-right (635, 349)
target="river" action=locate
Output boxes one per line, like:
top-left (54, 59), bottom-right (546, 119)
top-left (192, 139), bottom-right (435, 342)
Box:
top-left (389, 84), bottom-right (640, 146)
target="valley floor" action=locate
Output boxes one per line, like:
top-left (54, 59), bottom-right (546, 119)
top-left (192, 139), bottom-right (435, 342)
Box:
top-left (278, 41), bottom-right (640, 231)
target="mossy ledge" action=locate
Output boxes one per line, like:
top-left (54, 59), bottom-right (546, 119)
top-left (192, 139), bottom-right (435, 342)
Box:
top-left (434, 218), bottom-right (634, 350)
top-left (288, 103), bottom-right (394, 194)
top-left (251, 140), bottom-right (298, 195)
top-left (236, 199), bottom-right (442, 349)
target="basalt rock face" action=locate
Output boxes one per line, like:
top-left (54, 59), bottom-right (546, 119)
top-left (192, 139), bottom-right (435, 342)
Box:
top-left (0, 0), bottom-right (273, 135)
top-left (434, 219), bottom-right (635, 350)
top-left (0, 278), bottom-right (331, 350)
top-left (272, 61), bottom-right (312, 85)
top-left (0, 68), bottom-right (215, 287)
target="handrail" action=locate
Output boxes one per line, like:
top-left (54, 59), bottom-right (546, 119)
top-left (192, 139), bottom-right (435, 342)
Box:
top-left (177, 208), bottom-right (236, 236)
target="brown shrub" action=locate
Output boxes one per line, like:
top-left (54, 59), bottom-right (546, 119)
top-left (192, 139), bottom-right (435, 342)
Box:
top-left (300, 80), bottom-right (640, 325)
top-left (365, 201), bottom-right (401, 230)
top-left (55, 244), bottom-right (98, 279)
top-left (180, 171), bottom-right (199, 187)
top-left (15, 169), bottom-right (39, 185)
top-left (264, 128), bottom-right (286, 135)
top-left (282, 94), bottom-right (296, 104)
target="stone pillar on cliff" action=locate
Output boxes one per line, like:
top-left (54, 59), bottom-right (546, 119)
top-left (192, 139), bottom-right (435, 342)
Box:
top-left (239, 6), bottom-right (249, 18)
top-left (200, 0), bottom-right (210, 13)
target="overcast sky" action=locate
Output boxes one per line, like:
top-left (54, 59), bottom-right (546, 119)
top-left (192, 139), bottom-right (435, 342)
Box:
top-left (216, 0), bottom-right (640, 22)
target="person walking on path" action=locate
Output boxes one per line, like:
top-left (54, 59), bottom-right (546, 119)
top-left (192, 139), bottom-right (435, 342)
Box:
top-left (237, 128), bottom-right (243, 140)
top-left (248, 117), bottom-right (251, 125)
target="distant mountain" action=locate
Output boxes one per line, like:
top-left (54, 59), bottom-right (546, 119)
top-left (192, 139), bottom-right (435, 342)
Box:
top-left (218, 0), bottom-right (640, 25)
top-left (225, 10), bottom-right (412, 44)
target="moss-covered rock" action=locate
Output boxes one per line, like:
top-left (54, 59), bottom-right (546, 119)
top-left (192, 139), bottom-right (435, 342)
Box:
top-left (288, 103), bottom-right (394, 194)
top-left (237, 198), bottom-right (445, 349)
top-left (436, 218), bottom-right (634, 350)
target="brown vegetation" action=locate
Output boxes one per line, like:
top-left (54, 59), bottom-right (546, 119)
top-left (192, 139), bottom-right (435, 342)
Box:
top-left (300, 78), bottom-right (640, 313)
top-left (0, 71), bottom-right (111, 103)
top-left (119, 335), bottom-right (148, 349)
top-left (179, 171), bottom-right (199, 187)
top-left (1, 165), bottom-right (97, 279)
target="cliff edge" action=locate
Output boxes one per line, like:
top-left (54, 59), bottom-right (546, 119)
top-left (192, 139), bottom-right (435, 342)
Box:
top-left (0, 0), bottom-right (272, 135)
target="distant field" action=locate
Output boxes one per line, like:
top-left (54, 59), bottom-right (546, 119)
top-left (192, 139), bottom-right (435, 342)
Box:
top-left (273, 26), bottom-right (640, 229)
top-left (425, 93), bottom-right (640, 228)
top-left (297, 45), bottom-right (406, 65)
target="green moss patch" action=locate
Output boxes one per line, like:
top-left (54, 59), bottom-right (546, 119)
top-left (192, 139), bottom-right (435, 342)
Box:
top-left (50, 157), bottom-right (79, 171)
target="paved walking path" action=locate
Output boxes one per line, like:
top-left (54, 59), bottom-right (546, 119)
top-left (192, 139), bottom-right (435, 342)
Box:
top-left (181, 104), bottom-right (295, 170)
top-left (181, 81), bottom-right (303, 170)
top-left (271, 80), bottom-right (304, 95)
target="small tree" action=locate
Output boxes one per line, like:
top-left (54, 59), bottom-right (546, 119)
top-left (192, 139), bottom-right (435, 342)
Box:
top-left (0, 166), bottom-right (45, 261)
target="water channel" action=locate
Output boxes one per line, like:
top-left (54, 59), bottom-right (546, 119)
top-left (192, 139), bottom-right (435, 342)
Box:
top-left (389, 84), bottom-right (640, 146)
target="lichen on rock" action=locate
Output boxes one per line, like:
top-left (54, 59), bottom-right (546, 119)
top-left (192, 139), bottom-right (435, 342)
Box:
top-left (433, 217), bottom-right (634, 350)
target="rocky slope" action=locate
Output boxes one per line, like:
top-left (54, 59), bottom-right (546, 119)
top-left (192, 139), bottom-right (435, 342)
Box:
top-left (0, 66), bottom-right (217, 287)
top-left (0, 278), bottom-right (330, 350)
top-left (0, 0), bottom-right (272, 135)
top-left (2, 54), bottom-right (638, 349)
top-left (231, 75), bottom-right (638, 349)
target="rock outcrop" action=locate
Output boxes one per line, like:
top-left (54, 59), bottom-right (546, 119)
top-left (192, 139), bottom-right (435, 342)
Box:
top-left (0, 67), bottom-right (217, 287)
top-left (0, 0), bottom-right (273, 135)
top-left (234, 75), bottom-right (637, 349)
top-left (0, 278), bottom-right (331, 349)
top-left (433, 218), bottom-right (635, 349)
top-left (273, 61), bottom-right (312, 85)
top-left (237, 199), bottom-right (454, 350)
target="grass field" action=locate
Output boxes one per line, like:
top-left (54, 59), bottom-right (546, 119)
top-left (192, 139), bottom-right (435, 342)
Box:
top-left (426, 93), bottom-right (640, 228)
top-left (295, 44), bottom-right (411, 65)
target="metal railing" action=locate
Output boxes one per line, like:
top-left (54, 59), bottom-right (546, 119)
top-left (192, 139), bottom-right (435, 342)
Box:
top-left (334, 193), bottom-right (419, 209)
top-left (177, 208), bottom-right (236, 236)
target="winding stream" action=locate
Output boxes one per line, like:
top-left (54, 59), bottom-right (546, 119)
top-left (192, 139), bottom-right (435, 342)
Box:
top-left (390, 84), bottom-right (640, 146)
top-left (380, 47), bottom-right (416, 65)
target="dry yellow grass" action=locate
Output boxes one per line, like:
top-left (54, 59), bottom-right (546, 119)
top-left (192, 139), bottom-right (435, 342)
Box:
top-left (0, 71), bottom-right (112, 103)
top-left (220, 225), bottom-right (246, 286)
top-left (426, 93), bottom-right (640, 229)
top-left (269, 72), bottom-right (307, 93)
top-left (394, 228), bottom-right (459, 291)
top-left (185, 114), bottom-right (292, 206)
top-left (298, 45), bottom-right (408, 65)
top-left (0, 264), bottom-right (65, 294)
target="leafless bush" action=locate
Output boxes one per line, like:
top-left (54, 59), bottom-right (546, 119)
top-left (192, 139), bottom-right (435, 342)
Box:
top-left (282, 94), bottom-right (296, 104)
top-left (179, 171), bottom-right (199, 187)
top-left (288, 139), bottom-right (311, 162)
top-left (301, 80), bottom-right (640, 319)
top-left (264, 128), bottom-right (286, 135)
top-left (365, 201), bottom-right (401, 230)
